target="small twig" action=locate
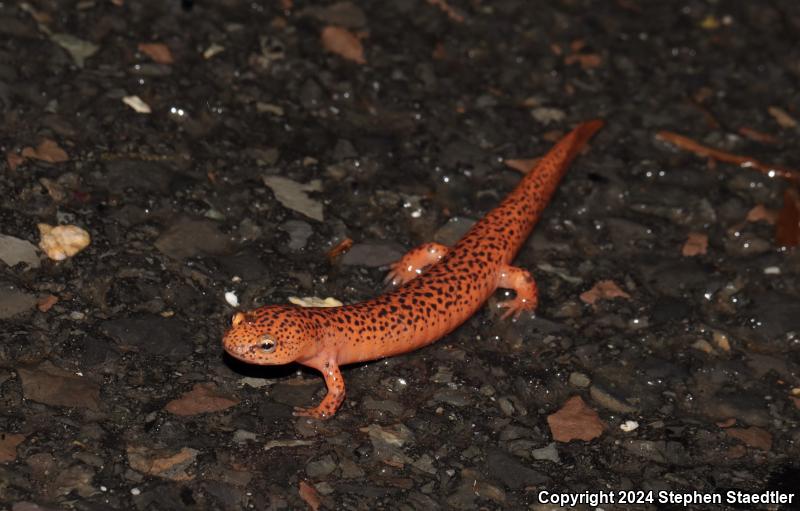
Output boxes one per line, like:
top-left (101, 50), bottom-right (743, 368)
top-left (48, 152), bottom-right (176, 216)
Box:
top-left (656, 130), bottom-right (800, 185)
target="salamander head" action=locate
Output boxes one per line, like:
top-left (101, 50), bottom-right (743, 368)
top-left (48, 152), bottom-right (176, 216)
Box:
top-left (223, 306), bottom-right (317, 365)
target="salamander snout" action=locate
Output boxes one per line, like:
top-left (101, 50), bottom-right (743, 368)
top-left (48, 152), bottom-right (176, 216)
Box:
top-left (222, 305), bottom-right (315, 365)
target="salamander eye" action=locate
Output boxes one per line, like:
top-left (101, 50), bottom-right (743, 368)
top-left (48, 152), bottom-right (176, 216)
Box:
top-left (259, 334), bottom-right (276, 353)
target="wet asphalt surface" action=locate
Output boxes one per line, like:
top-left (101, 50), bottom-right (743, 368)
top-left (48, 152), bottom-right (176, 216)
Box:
top-left (1, 0), bottom-right (800, 509)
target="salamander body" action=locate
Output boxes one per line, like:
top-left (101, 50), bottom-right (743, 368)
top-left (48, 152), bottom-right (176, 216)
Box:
top-left (223, 120), bottom-right (603, 418)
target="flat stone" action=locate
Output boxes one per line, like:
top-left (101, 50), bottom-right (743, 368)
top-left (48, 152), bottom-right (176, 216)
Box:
top-left (280, 220), bottom-right (313, 250)
top-left (306, 454), bottom-right (337, 478)
top-left (17, 361), bottom-right (100, 410)
top-left (531, 442), bottom-right (560, 463)
top-left (568, 372), bottom-right (591, 388)
top-left (263, 176), bottom-right (324, 222)
top-left (51, 464), bottom-right (96, 497)
top-left (0, 234), bottom-right (40, 268)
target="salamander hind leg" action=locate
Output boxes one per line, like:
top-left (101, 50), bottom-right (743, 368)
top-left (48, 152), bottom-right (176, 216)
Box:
top-left (496, 265), bottom-right (539, 320)
top-left (384, 242), bottom-right (449, 286)
top-left (293, 361), bottom-right (346, 420)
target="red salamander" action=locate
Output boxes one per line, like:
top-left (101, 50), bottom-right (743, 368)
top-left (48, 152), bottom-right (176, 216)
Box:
top-left (223, 120), bottom-right (604, 419)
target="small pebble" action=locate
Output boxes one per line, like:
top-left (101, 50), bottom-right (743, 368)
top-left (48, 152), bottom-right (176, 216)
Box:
top-left (531, 442), bottom-right (560, 463)
top-left (38, 224), bottom-right (91, 261)
top-left (569, 372), bottom-right (591, 388)
top-left (225, 291), bottom-right (239, 307)
top-left (620, 420), bottom-right (639, 432)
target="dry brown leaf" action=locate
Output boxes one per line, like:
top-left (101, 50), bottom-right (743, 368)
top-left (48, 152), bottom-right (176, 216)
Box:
top-left (775, 186), bottom-right (800, 247)
top-left (298, 481), bottom-right (321, 511)
top-left (21, 139), bottom-right (68, 163)
top-left (0, 433), bottom-right (26, 463)
top-left (6, 151), bottom-right (24, 170)
top-left (321, 26), bottom-right (365, 64)
top-left (579, 280), bottom-right (631, 305)
top-left (746, 204), bottom-right (778, 224)
top-left (547, 396), bottom-right (604, 442)
top-left (725, 426), bottom-right (772, 451)
top-left (791, 396), bottom-right (800, 410)
top-left (37, 294), bottom-right (58, 312)
top-left (138, 42), bottom-right (174, 64)
top-left (127, 445), bottom-right (199, 481)
top-left (682, 232), bottom-right (708, 256)
top-left (768, 106), bottom-right (797, 129)
top-left (165, 383), bottom-right (239, 415)
top-left (327, 237), bottom-right (353, 260)
top-left (504, 158), bottom-right (539, 174)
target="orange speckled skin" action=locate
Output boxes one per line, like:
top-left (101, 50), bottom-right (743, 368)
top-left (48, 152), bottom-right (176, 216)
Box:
top-left (223, 120), bottom-right (603, 419)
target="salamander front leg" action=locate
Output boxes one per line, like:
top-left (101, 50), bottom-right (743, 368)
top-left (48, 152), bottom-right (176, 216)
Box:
top-left (293, 360), bottom-right (346, 420)
top-left (384, 242), bottom-right (449, 286)
top-left (496, 265), bottom-right (538, 320)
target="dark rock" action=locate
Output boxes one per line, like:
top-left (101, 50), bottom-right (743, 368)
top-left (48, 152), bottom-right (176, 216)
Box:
top-left (486, 449), bottom-right (548, 489)
top-left (0, 17), bottom-right (37, 38)
top-left (0, 284), bottom-right (37, 319)
top-left (739, 293), bottom-right (800, 349)
top-left (700, 391), bottom-right (771, 427)
top-left (100, 316), bottom-right (192, 360)
top-left (651, 296), bottom-right (691, 324)
top-left (269, 381), bottom-right (322, 408)
top-left (155, 218), bottom-right (232, 260)
top-left (306, 454), bottom-right (337, 478)
top-left (217, 250), bottom-right (269, 281)
top-left (433, 217), bottom-right (476, 245)
top-left (280, 220), bottom-right (313, 251)
top-left (638, 259), bottom-right (711, 298)
top-left (605, 217), bottom-right (655, 254)
top-left (340, 242), bottom-right (405, 267)
top-left (100, 160), bottom-right (175, 194)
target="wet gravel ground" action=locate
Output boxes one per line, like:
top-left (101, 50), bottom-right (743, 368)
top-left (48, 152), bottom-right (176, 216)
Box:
top-left (2, 0), bottom-right (800, 509)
